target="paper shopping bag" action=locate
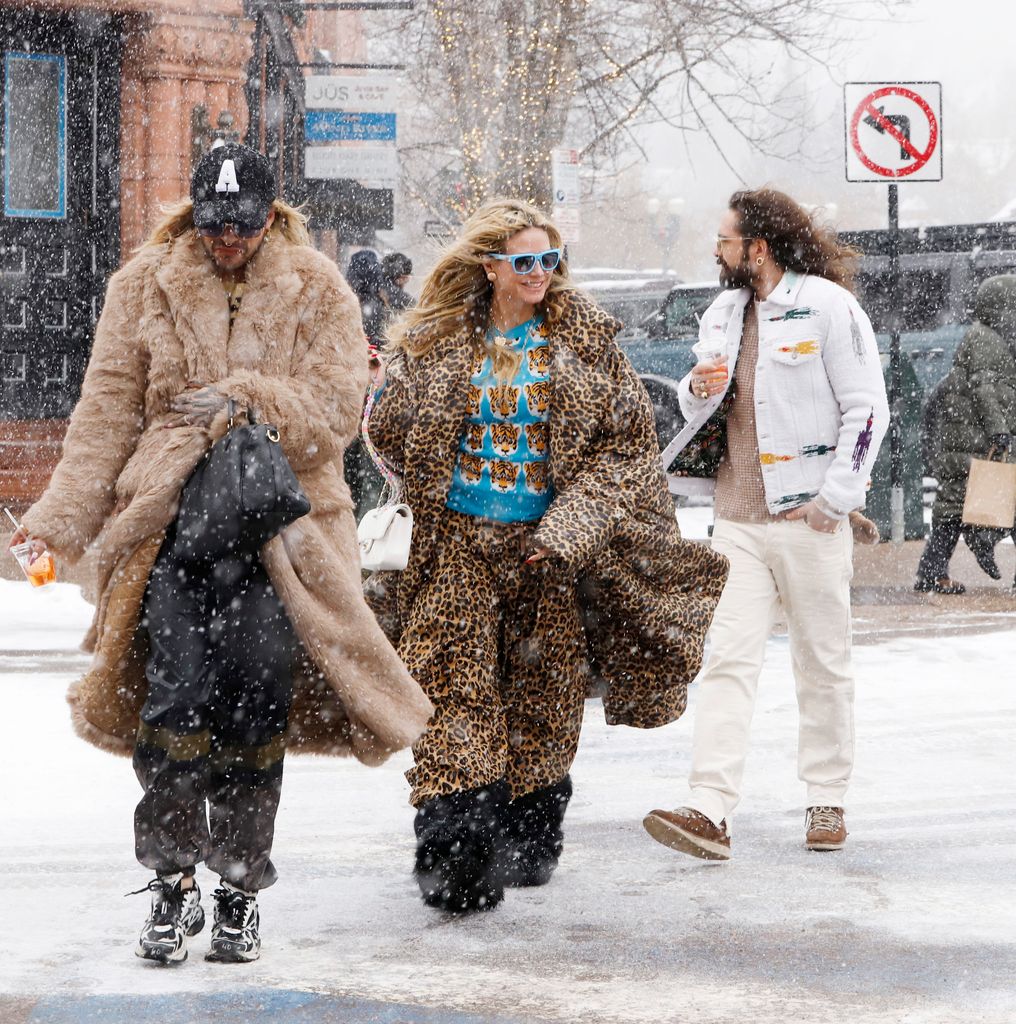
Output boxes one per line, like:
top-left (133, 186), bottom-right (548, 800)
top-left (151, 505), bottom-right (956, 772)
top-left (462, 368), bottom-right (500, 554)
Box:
top-left (961, 456), bottom-right (1016, 529)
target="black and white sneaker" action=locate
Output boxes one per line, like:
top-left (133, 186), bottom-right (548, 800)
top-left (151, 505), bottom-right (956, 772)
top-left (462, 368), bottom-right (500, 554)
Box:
top-left (134, 873), bottom-right (204, 964)
top-left (206, 882), bottom-right (261, 963)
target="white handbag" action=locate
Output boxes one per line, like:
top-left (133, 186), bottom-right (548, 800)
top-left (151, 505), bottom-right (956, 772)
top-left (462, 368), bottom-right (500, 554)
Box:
top-left (357, 382), bottom-right (414, 572)
top-left (358, 483), bottom-right (413, 571)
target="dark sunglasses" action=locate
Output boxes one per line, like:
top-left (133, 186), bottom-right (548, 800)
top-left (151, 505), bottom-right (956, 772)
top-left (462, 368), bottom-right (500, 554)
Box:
top-left (487, 248), bottom-right (562, 275)
top-left (196, 220), bottom-right (265, 239)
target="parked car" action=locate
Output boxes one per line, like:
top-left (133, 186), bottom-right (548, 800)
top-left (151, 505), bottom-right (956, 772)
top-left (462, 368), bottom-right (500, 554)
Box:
top-left (571, 269), bottom-right (677, 330)
top-left (846, 222), bottom-right (1016, 394)
top-left (616, 281), bottom-right (718, 448)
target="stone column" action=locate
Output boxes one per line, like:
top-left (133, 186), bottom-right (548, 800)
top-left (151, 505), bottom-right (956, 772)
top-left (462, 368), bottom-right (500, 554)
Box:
top-left (119, 6), bottom-right (253, 254)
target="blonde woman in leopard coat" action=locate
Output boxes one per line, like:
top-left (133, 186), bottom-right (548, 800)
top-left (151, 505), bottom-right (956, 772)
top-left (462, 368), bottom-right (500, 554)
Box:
top-left (365, 198), bottom-right (728, 913)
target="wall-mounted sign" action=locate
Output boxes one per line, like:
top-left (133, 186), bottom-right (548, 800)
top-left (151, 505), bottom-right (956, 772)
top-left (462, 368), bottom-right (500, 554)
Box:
top-left (304, 145), bottom-right (399, 189)
top-left (304, 75), bottom-right (398, 113)
top-left (305, 111), bottom-right (396, 143)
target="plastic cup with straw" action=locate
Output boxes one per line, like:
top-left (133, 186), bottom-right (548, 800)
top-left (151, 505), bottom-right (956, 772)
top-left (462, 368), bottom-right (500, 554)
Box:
top-left (5, 507), bottom-right (56, 587)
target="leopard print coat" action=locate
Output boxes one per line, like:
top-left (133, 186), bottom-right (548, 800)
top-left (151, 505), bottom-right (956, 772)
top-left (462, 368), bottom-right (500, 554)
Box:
top-left (365, 290), bottom-right (729, 728)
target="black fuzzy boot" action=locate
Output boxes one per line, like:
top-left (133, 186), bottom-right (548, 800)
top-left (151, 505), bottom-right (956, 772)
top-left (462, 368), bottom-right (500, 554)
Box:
top-left (962, 526), bottom-right (1003, 580)
top-left (414, 781), bottom-right (509, 913)
top-left (499, 775), bottom-right (573, 888)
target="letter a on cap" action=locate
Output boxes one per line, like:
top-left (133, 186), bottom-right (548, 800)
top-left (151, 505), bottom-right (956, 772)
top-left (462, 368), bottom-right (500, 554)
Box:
top-left (216, 159), bottom-right (240, 194)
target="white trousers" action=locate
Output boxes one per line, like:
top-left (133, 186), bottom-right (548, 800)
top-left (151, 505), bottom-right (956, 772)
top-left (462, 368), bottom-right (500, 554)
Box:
top-left (685, 518), bottom-right (855, 827)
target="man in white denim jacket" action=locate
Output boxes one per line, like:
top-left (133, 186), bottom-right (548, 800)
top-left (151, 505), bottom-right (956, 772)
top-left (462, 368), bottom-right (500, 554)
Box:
top-left (645, 188), bottom-right (889, 861)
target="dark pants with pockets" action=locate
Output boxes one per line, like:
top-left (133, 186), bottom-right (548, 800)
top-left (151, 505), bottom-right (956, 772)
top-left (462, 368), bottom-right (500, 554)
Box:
top-left (133, 529), bottom-right (295, 892)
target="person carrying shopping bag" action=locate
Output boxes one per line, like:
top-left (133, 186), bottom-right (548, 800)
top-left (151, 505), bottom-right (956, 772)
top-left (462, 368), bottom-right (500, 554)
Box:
top-left (914, 275), bottom-right (1016, 593)
top-left (363, 198), bottom-right (728, 913)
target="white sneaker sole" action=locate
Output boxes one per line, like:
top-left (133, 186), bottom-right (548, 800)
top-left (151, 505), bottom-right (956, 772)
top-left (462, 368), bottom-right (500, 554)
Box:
top-left (135, 939), bottom-right (188, 964)
top-left (205, 943), bottom-right (260, 963)
top-left (642, 812), bottom-right (731, 861)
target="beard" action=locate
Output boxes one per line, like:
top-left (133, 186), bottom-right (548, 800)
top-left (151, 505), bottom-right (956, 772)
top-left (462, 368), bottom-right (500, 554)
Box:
top-left (718, 254), bottom-right (753, 290)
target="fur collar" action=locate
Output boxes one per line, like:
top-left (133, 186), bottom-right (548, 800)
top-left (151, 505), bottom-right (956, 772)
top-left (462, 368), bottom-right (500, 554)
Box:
top-left (420, 288), bottom-right (622, 370)
top-left (154, 231), bottom-right (305, 379)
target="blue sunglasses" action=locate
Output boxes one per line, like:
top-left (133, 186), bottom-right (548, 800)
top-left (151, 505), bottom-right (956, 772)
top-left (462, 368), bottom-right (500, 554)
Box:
top-left (487, 248), bottom-right (562, 275)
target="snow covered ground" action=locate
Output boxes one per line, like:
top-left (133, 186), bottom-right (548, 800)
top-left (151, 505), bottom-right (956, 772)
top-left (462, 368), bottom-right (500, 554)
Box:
top-left (2, 578), bottom-right (1014, 1024)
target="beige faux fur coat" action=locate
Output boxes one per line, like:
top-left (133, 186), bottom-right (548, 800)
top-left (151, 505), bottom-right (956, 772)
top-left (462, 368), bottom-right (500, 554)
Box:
top-left (22, 229), bottom-right (433, 765)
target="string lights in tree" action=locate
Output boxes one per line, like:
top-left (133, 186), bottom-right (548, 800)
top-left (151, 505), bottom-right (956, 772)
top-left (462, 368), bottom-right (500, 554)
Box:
top-left (375, 0), bottom-right (883, 222)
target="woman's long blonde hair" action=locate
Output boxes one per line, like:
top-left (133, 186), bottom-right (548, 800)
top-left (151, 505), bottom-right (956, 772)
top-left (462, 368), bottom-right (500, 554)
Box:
top-left (387, 198), bottom-right (576, 378)
top-left (139, 197), bottom-right (311, 250)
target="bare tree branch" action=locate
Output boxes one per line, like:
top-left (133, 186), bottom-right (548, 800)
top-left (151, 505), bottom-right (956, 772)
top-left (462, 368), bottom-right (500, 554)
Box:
top-left (365, 0), bottom-right (906, 213)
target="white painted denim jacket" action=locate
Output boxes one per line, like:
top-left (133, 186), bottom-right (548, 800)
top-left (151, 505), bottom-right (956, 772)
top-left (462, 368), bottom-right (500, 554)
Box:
top-left (664, 271), bottom-right (890, 517)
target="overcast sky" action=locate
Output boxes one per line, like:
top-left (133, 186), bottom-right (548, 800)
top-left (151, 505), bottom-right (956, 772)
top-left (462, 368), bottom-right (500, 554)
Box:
top-left (631, 0), bottom-right (1009, 274)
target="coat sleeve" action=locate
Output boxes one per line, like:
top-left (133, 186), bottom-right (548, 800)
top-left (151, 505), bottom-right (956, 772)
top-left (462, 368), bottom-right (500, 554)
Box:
top-left (21, 268), bottom-right (148, 561)
top-left (214, 267), bottom-right (368, 471)
top-left (535, 342), bottom-right (663, 570)
top-left (816, 293), bottom-right (890, 515)
top-left (365, 353), bottom-right (417, 473)
top-left (962, 329), bottom-right (1013, 441)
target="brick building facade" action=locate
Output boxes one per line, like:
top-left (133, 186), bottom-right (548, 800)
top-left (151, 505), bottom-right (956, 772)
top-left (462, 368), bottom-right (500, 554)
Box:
top-left (0, 0), bottom-right (362, 510)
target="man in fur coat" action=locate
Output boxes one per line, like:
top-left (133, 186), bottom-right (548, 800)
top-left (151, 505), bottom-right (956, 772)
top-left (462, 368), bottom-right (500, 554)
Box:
top-left (8, 143), bottom-right (432, 964)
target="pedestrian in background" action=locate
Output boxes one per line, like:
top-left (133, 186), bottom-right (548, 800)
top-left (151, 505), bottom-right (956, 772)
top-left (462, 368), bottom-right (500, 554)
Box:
top-left (7, 144), bottom-right (430, 964)
top-left (915, 274), bottom-right (1016, 593)
top-left (365, 198), bottom-right (727, 913)
top-left (645, 187), bottom-right (889, 861)
top-left (344, 248), bottom-right (388, 515)
top-left (347, 248), bottom-right (387, 344)
top-left (380, 251), bottom-right (415, 322)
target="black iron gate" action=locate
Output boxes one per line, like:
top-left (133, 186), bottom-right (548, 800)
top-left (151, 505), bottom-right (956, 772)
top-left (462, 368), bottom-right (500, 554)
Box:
top-left (0, 8), bottom-right (121, 421)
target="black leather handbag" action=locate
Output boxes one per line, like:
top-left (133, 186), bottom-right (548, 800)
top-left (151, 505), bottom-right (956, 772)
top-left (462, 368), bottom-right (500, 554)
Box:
top-left (172, 402), bottom-right (311, 562)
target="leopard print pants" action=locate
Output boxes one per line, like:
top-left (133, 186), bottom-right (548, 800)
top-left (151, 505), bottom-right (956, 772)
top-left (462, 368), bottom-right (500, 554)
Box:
top-left (402, 510), bottom-right (588, 807)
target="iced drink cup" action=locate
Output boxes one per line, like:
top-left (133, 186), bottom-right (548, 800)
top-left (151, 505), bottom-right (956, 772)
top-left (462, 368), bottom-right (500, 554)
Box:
top-left (10, 541), bottom-right (57, 587)
top-left (6, 506), bottom-right (57, 587)
top-left (692, 338), bottom-right (728, 382)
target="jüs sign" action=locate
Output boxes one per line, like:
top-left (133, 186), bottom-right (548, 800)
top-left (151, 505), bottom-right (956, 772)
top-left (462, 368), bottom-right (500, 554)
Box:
top-left (304, 76), bottom-right (398, 113)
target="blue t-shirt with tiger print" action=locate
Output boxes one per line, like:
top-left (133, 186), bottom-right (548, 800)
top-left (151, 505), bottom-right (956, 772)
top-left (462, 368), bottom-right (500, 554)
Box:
top-left (445, 315), bottom-right (553, 523)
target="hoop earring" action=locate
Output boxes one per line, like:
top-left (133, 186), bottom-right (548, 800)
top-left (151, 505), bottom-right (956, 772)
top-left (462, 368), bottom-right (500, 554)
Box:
top-left (756, 256), bottom-right (765, 266)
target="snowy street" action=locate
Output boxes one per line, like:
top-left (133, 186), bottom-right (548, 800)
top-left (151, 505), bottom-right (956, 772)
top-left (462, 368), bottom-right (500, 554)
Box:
top-left (4, 0), bottom-right (1016, 1020)
top-left (2, 574), bottom-right (1014, 1024)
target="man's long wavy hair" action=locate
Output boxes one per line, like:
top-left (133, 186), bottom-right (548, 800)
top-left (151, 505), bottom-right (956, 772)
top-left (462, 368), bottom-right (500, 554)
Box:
top-left (387, 198), bottom-right (576, 378)
top-left (730, 187), bottom-right (859, 292)
top-left (139, 197), bottom-right (311, 250)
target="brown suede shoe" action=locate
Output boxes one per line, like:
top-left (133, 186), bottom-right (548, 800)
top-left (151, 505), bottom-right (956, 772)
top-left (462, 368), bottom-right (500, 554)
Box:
top-left (805, 806), bottom-right (847, 851)
top-left (643, 807), bottom-right (731, 861)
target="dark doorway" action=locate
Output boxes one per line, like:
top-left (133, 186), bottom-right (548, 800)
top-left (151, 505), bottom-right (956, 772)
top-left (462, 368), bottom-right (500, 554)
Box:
top-left (0, 8), bottom-right (121, 422)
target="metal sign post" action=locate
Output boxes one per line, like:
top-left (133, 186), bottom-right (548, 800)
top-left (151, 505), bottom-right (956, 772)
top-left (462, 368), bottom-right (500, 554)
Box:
top-left (844, 81), bottom-right (943, 545)
top-left (887, 181), bottom-right (903, 543)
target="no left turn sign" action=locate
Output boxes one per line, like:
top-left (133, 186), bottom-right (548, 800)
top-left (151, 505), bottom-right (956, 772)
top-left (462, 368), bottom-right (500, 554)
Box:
top-left (844, 81), bottom-right (942, 182)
